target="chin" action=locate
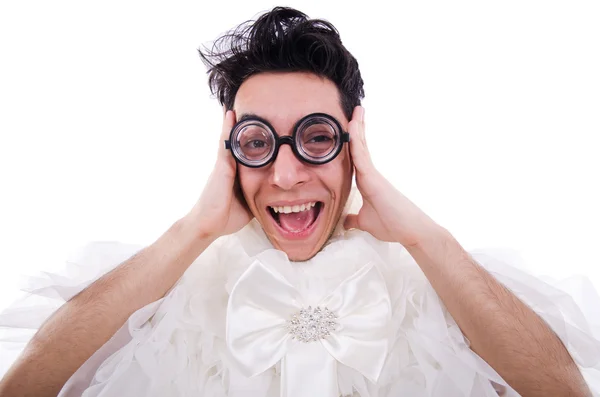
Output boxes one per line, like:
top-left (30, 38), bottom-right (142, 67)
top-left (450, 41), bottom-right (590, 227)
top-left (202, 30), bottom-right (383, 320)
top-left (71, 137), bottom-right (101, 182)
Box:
top-left (259, 199), bottom-right (336, 262)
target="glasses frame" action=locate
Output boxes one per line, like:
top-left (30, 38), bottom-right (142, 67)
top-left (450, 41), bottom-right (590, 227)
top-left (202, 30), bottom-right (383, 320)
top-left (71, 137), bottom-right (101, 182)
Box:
top-left (224, 112), bottom-right (350, 168)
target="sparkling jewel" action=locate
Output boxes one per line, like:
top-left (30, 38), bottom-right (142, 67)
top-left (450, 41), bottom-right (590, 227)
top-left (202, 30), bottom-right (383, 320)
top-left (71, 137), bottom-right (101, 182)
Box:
top-left (287, 306), bottom-right (338, 343)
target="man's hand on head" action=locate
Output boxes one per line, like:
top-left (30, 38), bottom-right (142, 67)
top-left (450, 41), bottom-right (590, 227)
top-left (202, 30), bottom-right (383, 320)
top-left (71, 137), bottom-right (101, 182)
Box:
top-left (185, 109), bottom-right (253, 242)
top-left (343, 106), bottom-right (444, 247)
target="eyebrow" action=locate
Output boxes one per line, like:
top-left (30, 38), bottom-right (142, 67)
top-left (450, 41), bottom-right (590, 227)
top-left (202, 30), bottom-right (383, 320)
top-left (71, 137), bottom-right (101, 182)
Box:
top-left (236, 112), bottom-right (345, 132)
top-left (237, 113), bottom-right (264, 123)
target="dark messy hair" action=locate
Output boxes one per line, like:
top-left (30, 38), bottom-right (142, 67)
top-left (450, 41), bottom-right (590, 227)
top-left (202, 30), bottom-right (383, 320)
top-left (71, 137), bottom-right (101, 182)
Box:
top-left (198, 7), bottom-right (364, 120)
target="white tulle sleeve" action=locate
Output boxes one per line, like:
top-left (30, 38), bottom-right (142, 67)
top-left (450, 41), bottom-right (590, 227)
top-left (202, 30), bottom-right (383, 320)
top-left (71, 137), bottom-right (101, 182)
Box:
top-left (0, 241), bottom-right (143, 383)
top-left (2, 230), bottom-right (599, 397)
top-left (351, 235), bottom-right (600, 397)
top-left (0, 229), bottom-right (271, 397)
top-left (471, 249), bottom-right (600, 394)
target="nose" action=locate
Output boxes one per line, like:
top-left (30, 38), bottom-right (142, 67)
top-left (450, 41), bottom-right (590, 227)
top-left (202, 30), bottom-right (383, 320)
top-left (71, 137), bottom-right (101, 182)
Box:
top-left (269, 144), bottom-right (310, 190)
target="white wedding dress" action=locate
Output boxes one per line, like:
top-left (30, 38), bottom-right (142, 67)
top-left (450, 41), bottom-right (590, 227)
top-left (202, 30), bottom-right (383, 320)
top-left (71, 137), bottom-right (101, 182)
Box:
top-left (1, 219), bottom-right (599, 396)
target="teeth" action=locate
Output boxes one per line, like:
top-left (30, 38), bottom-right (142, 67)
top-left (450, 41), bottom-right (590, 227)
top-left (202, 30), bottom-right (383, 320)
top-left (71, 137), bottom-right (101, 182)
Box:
top-left (271, 201), bottom-right (317, 214)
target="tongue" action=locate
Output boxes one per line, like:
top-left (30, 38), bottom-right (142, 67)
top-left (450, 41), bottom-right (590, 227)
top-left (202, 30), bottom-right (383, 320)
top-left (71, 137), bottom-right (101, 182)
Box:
top-left (278, 206), bottom-right (318, 232)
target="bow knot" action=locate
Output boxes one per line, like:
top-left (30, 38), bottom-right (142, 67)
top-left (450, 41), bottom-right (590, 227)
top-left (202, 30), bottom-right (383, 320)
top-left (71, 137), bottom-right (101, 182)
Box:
top-left (226, 256), bottom-right (392, 397)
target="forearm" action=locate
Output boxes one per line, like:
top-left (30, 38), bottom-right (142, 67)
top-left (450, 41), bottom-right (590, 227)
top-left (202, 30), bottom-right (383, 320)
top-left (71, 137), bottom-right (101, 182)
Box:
top-left (0, 216), bottom-right (213, 397)
top-left (405, 227), bottom-right (591, 397)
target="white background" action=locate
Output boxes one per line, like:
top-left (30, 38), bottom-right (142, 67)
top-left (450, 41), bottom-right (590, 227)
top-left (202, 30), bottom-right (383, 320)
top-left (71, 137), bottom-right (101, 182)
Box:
top-left (0, 0), bottom-right (599, 318)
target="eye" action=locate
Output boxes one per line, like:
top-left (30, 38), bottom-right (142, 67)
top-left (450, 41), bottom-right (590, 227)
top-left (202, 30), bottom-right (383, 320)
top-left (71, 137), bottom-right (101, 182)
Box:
top-left (237, 123), bottom-right (273, 156)
top-left (306, 134), bottom-right (333, 144)
top-left (303, 129), bottom-right (335, 146)
top-left (244, 139), bottom-right (267, 149)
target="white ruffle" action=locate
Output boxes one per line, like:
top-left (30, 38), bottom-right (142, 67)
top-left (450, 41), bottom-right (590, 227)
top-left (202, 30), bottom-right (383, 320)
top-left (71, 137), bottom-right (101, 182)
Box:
top-left (1, 221), bottom-right (599, 396)
top-left (0, 242), bottom-right (144, 378)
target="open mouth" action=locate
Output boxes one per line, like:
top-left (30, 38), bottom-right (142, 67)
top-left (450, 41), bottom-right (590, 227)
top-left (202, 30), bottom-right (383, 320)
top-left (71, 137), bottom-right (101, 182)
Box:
top-left (268, 201), bottom-right (323, 236)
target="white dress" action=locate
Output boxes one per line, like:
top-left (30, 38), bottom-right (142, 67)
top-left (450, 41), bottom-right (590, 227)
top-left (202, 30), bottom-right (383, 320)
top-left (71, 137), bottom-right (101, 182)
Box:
top-left (1, 219), bottom-right (599, 396)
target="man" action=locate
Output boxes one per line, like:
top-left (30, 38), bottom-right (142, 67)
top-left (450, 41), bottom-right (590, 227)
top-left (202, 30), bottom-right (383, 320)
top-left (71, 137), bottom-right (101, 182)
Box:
top-left (0, 7), bottom-right (596, 397)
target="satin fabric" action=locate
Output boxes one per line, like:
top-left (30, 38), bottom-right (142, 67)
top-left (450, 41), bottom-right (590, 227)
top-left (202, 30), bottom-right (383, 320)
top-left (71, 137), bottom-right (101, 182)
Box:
top-left (1, 218), bottom-right (599, 396)
top-left (226, 257), bottom-right (392, 397)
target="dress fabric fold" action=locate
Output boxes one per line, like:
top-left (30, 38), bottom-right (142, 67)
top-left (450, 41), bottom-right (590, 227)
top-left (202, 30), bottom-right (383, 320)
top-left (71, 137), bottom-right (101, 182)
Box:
top-left (0, 220), bottom-right (598, 396)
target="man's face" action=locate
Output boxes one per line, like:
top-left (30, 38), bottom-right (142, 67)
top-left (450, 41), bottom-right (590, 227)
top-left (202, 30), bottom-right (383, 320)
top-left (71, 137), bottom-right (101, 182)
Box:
top-left (233, 72), bottom-right (353, 261)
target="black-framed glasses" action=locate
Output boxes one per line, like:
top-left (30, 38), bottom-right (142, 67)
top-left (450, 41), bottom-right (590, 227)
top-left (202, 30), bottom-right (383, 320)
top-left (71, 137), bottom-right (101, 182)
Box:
top-left (224, 113), bottom-right (350, 168)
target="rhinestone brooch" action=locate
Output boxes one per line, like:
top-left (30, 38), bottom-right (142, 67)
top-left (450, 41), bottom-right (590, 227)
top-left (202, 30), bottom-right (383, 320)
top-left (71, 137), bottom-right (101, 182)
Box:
top-left (287, 306), bottom-right (338, 343)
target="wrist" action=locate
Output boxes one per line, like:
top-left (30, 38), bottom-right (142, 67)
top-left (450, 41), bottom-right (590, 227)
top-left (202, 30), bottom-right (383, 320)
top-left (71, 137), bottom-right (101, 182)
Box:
top-left (400, 220), bottom-right (451, 250)
top-left (177, 212), bottom-right (219, 245)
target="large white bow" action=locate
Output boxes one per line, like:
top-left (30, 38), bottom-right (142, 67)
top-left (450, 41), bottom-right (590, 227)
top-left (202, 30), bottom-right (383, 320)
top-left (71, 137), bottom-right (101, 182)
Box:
top-left (226, 256), bottom-right (392, 397)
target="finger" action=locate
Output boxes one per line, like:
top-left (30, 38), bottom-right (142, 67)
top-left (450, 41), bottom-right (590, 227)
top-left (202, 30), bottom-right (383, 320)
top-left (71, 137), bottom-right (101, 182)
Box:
top-left (352, 105), bottom-right (365, 124)
top-left (219, 109), bottom-right (236, 155)
top-left (232, 170), bottom-right (250, 210)
top-left (217, 109), bottom-right (238, 168)
top-left (347, 106), bottom-right (374, 175)
top-left (343, 214), bottom-right (361, 230)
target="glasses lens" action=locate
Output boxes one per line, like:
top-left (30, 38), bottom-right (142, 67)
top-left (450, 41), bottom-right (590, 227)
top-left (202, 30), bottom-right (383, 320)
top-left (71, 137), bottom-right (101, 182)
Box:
top-left (296, 116), bottom-right (340, 162)
top-left (233, 121), bottom-right (275, 165)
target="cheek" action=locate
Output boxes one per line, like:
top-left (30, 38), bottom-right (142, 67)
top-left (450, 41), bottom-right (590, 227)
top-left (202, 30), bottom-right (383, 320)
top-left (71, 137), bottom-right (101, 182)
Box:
top-left (319, 157), bottom-right (353, 196)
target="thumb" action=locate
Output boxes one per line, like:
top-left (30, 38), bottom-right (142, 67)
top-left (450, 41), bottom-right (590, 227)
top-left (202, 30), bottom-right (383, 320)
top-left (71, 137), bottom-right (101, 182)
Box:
top-left (343, 214), bottom-right (361, 231)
